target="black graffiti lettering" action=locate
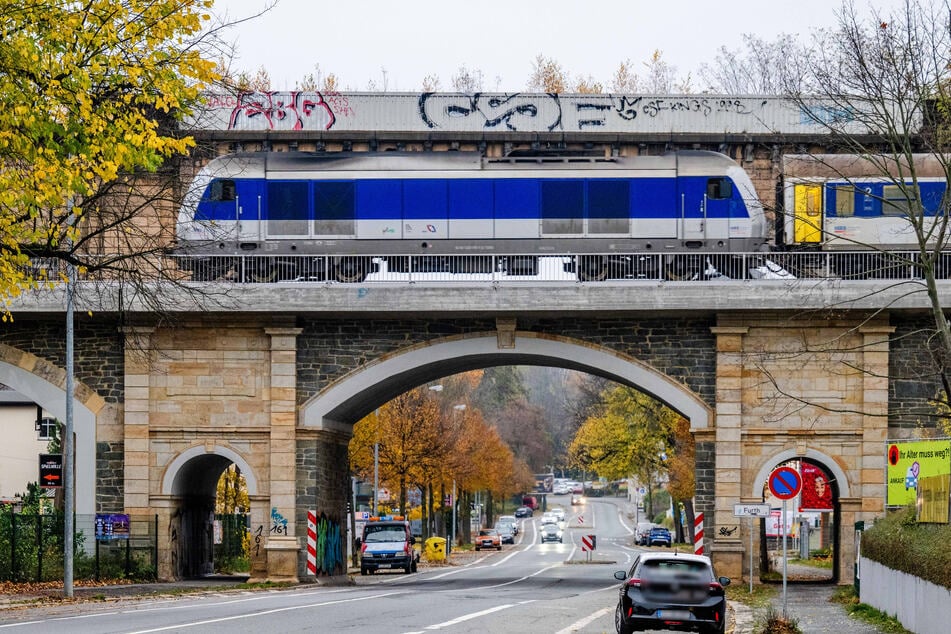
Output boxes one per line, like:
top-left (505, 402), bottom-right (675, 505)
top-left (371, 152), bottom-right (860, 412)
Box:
top-left (419, 93), bottom-right (561, 132)
top-left (614, 96), bottom-right (641, 120)
top-left (576, 103), bottom-right (611, 129)
top-left (718, 525), bottom-right (738, 537)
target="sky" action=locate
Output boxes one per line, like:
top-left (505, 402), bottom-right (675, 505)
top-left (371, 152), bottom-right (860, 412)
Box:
top-left (210, 0), bottom-right (907, 92)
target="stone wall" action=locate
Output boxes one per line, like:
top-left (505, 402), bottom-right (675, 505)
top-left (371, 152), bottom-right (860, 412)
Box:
top-left (889, 314), bottom-right (946, 435)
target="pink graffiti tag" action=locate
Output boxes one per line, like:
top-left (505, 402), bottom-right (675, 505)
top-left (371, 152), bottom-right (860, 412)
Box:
top-left (229, 91), bottom-right (336, 131)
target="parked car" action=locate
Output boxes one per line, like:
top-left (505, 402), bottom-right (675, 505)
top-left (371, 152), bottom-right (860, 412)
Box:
top-left (635, 522), bottom-right (654, 546)
top-left (613, 552), bottom-right (730, 634)
top-left (553, 484), bottom-right (570, 495)
top-left (475, 528), bottom-right (502, 551)
top-left (495, 523), bottom-right (516, 544)
top-left (522, 495), bottom-right (539, 510)
top-left (539, 519), bottom-right (563, 543)
top-left (514, 506), bottom-right (533, 518)
top-left (570, 482), bottom-right (584, 494)
top-left (648, 526), bottom-right (672, 547)
top-left (497, 515), bottom-right (519, 535)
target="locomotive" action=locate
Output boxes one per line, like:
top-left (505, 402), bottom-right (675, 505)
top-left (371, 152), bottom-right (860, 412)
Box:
top-left (175, 150), bottom-right (769, 282)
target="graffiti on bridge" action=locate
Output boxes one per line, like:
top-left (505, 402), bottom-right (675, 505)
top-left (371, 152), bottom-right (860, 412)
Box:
top-left (270, 507), bottom-right (289, 535)
top-left (418, 93), bottom-right (769, 131)
top-left (228, 91), bottom-right (336, 130)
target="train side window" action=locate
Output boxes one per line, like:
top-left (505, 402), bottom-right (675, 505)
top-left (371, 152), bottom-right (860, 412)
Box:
top-left (313, 181), bottom-right (355, 235)
top-left (706, 178), bottom-right (733, 200)
top-left (542, 180), bottom-right (583, 234)
top-left (587, 179), bottom-right (630, 234)
top-left (882, 184), bottom-right (918, 216)
top-left (834, 186), bottom-right (855, 217)
top-left (209, 179), bottom-right (236, 202)
top-left (266, 181), bottom-right (308, 235)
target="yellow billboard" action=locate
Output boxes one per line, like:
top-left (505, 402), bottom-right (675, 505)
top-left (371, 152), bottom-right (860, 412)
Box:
top-left (886, 439), bottom-right (951, 507)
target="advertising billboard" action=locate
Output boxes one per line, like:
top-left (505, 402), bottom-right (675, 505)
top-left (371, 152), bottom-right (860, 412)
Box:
top-left (886, 438), bottom-right (951, 507)
top-left (533, 473), bottom-right (554, 494)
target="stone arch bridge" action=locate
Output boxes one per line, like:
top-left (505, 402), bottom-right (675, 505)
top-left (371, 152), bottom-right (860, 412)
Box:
top-left (3, 280), bottom-right (943, 583)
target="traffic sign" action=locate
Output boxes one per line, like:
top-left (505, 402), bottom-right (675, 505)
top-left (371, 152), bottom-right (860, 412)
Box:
top-left (768, 466), bottom-right (802, 500)
top-left (733, 503), bottom-right (771, 517)
top-left (581, 534), bottom-right (596, 552)
top-left (39, 453), bottom-right (63, 488)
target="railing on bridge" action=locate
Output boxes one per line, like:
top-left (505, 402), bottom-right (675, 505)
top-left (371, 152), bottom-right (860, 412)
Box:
top-left (26, 251), bottom-right (947, 285)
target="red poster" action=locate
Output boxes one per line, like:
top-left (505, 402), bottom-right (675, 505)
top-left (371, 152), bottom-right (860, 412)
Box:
top-left (799, 462), bottom-right (833, 511)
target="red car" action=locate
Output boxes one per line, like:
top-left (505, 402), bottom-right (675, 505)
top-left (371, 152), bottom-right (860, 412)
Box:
top-left (475, 528), bottom-right (502, 551)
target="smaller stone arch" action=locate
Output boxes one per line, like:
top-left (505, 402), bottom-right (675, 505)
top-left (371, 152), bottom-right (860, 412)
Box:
top-left (0, 345), bottom-right (105, 516)
top-left (161, 444), bottom-right (258, 496)
top-left (751, 448), bottom-right (851, 499)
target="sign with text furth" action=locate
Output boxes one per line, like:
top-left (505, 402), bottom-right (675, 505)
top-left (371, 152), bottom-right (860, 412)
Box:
top-left (39, 453), bottom-right (63, 488)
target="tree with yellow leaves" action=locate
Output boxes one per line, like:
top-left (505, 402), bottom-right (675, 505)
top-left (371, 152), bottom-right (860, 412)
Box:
top-left (569, 385), bottom-right (687, 519)
top-left (0, 0), bottom-right (218, 306)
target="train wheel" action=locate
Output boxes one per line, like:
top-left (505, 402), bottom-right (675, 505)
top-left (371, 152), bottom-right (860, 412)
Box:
top-left (335, 258), bottom-right (367, 283)
top-left (665, 256), bottom-right (701, 281)
top-left (248, 261), bottom-right (280, 283)
top-left (577, 256), bottom-right (608, 282)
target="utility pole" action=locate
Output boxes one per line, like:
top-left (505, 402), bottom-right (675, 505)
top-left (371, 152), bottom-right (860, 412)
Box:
top-left (63, 256), bottom-right (75, 598)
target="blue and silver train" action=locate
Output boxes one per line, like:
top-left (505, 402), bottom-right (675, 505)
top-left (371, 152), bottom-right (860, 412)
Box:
top-left (176, 150), bottom-right (769, 282)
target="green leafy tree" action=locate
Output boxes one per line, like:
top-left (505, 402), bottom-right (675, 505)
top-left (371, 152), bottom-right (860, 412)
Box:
top-left (0, 0), bottom-right (218, 308)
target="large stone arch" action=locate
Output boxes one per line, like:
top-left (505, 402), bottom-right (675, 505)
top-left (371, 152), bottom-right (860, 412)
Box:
top-left (0, 344), bottom-right (105, 516)
top-left (302, 331), bottom-right (712, 431)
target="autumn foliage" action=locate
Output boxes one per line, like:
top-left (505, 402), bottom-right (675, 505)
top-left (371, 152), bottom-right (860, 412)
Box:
top-left (0, 0), bottom-right (217, 302)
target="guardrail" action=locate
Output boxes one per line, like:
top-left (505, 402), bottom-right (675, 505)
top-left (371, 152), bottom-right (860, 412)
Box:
top-left (26, 250), bottom-right (947, 285)
top-left (164, 250), bottom-right (942, 284)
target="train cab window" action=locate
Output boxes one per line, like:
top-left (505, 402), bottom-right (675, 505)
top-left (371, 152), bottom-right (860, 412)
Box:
top-left (542, 180), bottom-right (584, 234)
top-left (834, 186), bottom-right (855, 217)
top-left (706, 177), bottom-right (733, 200)
top-left (266, 181), bottom-right (308, 235)
top-left (208, 179), bottom-right (236, 202)
top-left (882, 184), bottom-right (918, 216)
top-left (313, 181), bottom-right (355, 235)
top-left (587, 180), bottom-right (630, 234)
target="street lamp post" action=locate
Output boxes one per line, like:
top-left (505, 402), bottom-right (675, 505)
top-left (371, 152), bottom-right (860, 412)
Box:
top-left (373, 408), bottom-right (380, 517)
top-left (450, 403), bottom-right (466, 554)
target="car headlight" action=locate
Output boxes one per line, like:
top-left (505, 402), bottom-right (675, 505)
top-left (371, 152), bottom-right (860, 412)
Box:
top-left (556, 531), bottom-right (563, 537)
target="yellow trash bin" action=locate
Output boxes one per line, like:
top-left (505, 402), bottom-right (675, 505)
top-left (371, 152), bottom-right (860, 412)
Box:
top-left (425, 537), bottom-right (447, 562)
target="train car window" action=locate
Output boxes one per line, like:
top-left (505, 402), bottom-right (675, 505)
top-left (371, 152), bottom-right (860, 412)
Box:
top-left (587, 179), bottom-right (630, 234)
top-left (542, 180), bottom-right (583, 234)
top-left (313, 181), bottom-right (355, 235)
top-left (834, 186), bottom-right (855, 217)
top-left (882, 184), bottom-right (918, 216)
top-left (209, 179), bottom-right (236, 202)
top-left (266, 181), bottom-right (308, 235)
top-left (706, 178), bottom-right (733, 200)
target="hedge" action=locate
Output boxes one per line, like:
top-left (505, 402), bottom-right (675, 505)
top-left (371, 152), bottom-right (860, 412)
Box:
top-left (861, 507), bottom-right (951, 589)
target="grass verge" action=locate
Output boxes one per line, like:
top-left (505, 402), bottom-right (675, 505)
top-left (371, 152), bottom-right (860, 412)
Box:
top-left (830, 586), bottom-right (911, 633)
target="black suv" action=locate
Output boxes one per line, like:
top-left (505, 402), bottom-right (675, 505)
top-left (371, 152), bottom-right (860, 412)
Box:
top-left (613, 552), bottom-right (730, 634)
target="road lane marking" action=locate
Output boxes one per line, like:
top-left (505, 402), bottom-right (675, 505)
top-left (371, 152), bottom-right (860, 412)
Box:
top-left (122, 591), bottom-right (408, 633)
top-left (553, 606), bottom-right (612, 634)
top-left (418, 603), bottom-right (516, 630)
top-left (443, 563), bottom-right (560, 592)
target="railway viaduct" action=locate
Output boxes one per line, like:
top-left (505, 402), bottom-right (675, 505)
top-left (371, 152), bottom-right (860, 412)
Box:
top-left (2, 92), bottom-right (943, 584)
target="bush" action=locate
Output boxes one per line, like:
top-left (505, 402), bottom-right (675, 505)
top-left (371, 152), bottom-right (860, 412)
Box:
top-left (861, 506), bottom-right (951, 589)
top-left (756, 605), bottom-right (802, 634)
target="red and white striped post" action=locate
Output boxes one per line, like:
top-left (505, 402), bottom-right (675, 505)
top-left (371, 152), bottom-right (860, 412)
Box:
top-left (693, 513), bottom-right (704, 556)
top-left (306, 509), bottom-right (317, 576)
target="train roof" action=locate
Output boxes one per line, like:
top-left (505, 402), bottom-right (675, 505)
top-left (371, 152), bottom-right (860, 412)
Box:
top-left (783, 153), bottom-right (950, 179)
top-left (205, 150), bottom-right (740, 175)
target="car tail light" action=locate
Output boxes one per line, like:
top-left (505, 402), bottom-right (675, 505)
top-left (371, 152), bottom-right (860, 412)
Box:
top-left (361, 542), bottom-right (367, 553)
top-left (627, 577), bottom-right (646, 588)
top-left (709, 581), bottom-right (723, 591)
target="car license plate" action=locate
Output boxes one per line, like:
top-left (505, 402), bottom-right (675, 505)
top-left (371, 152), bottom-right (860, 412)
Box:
top-left (657, 609), bottom-right (692, 620)
top-left (378, 563), bottom-right (391, 569)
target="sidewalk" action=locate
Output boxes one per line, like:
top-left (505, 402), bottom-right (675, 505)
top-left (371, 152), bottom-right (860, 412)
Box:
top-left (730, 584), bottom-right (888, 634)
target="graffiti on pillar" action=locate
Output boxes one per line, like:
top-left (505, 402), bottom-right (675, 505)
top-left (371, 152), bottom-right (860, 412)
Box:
top-left (270, 507), bottom-right (289, 536)
top-left (312, 512), bottom-right (344, 575)
top-left (253, 524), bottom-right (264, 556)
top-left (718, 525), bottom-right (738, 537)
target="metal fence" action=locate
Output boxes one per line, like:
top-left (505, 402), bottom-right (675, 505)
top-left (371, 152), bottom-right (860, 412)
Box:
top-left (0, 511), bottom-right (158, 582)
top-left (24, 250), bottom-right (951, 285)
top-left (164, 250), bottom-right (948, 284)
